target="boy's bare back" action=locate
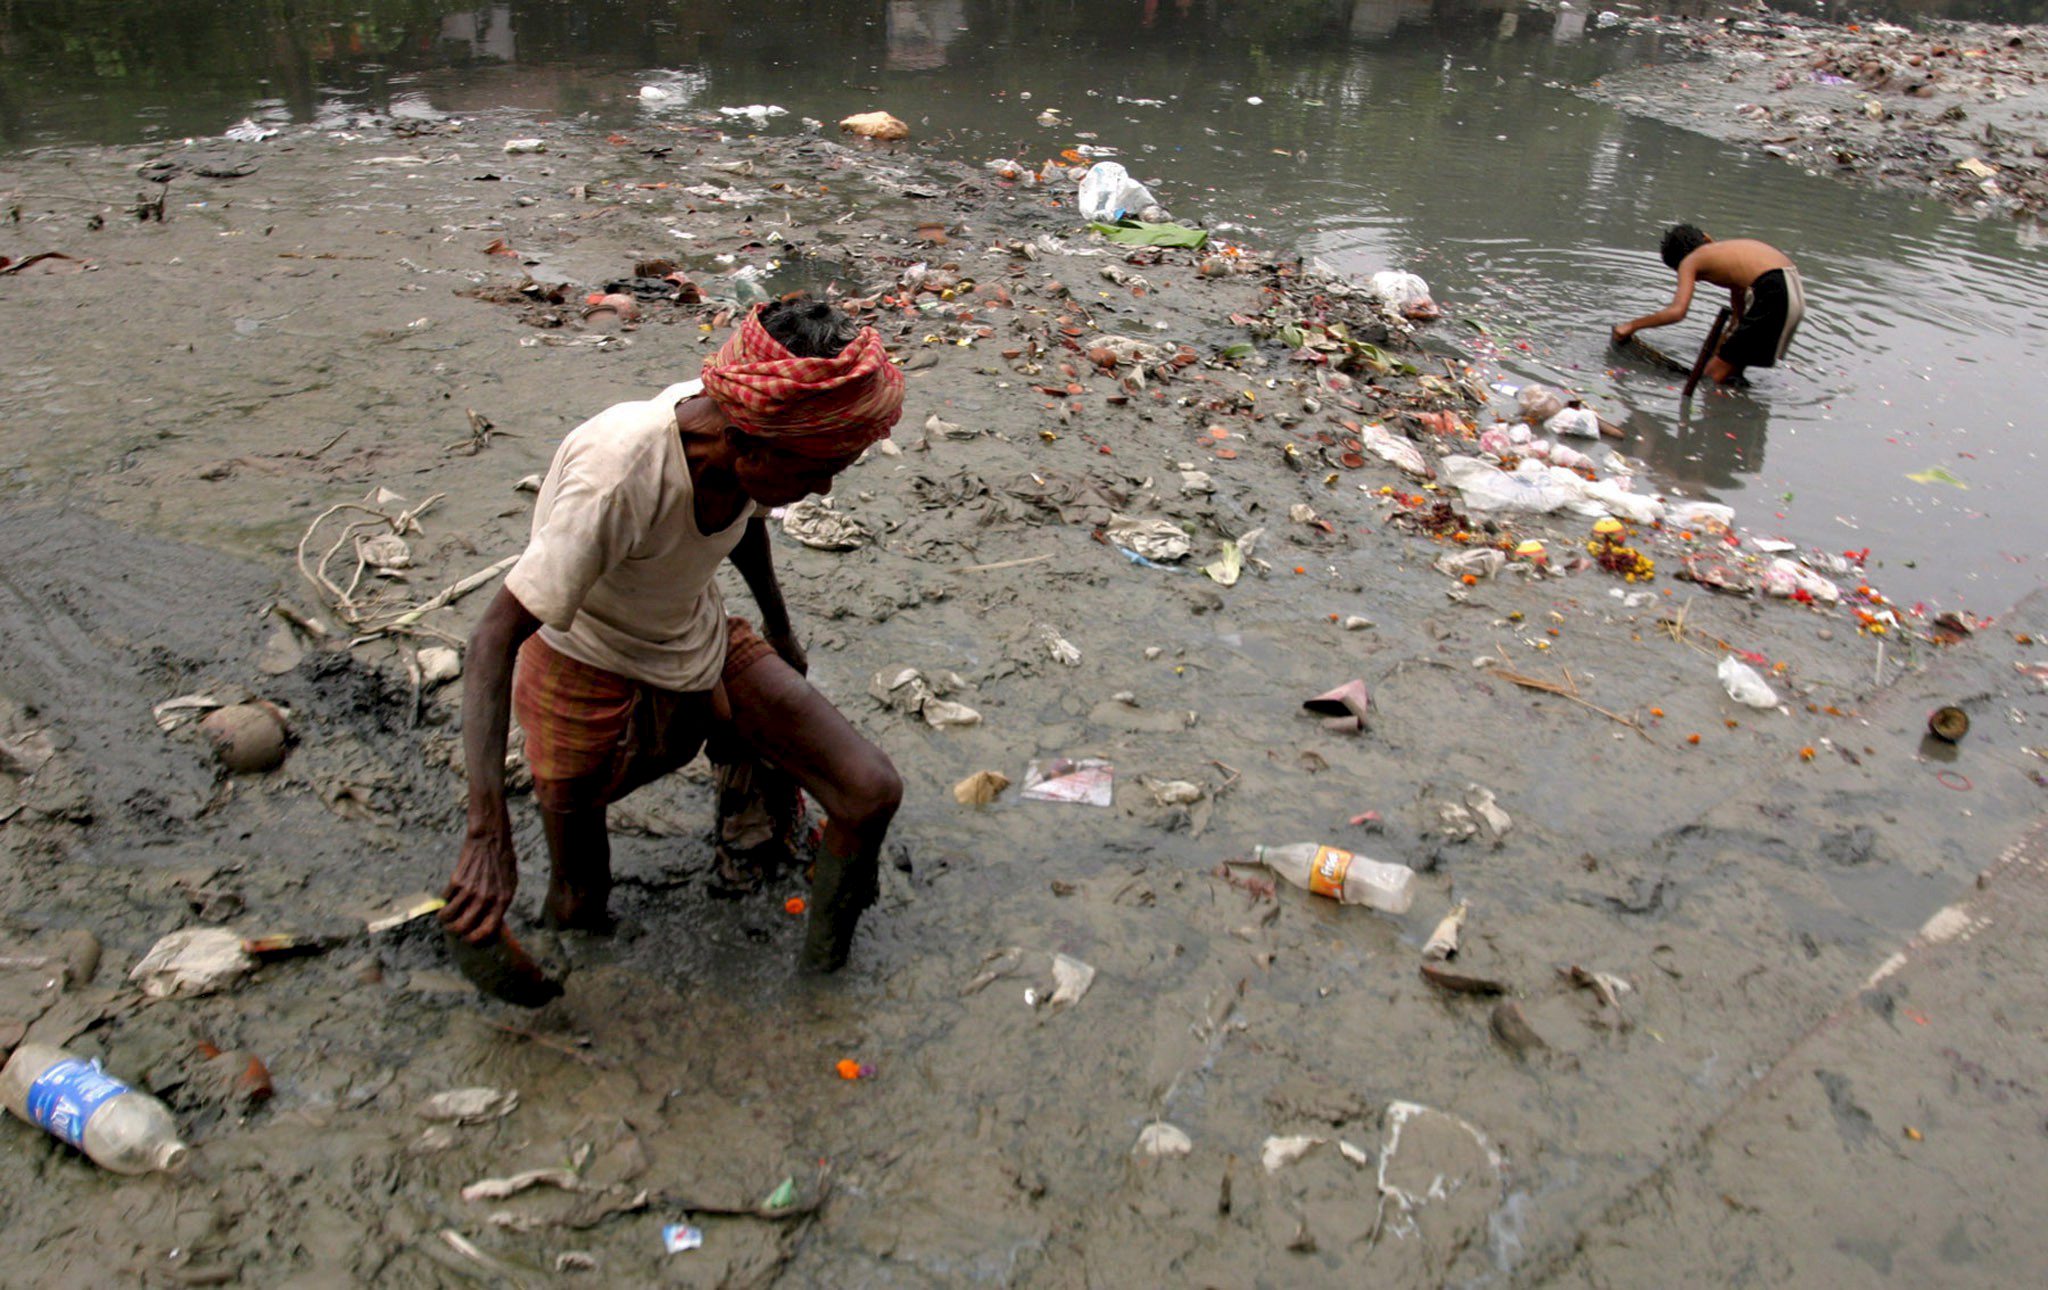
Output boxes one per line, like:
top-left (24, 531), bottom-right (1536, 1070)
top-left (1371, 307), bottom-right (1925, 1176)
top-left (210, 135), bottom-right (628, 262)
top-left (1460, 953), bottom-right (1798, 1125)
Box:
top-left (1685, 238), bottom-right (1795, 293)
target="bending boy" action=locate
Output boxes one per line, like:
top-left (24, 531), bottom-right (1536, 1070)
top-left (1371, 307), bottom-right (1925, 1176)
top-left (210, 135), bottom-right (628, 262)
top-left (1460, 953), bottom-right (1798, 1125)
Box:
top-left (441, 297), bottom-right (905, 975)
top-left (1612, 224), bottom-right (1806, 385)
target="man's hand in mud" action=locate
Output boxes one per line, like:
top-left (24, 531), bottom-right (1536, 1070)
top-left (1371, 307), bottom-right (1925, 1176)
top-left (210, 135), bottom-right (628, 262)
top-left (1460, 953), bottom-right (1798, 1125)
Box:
top-left (766, 628), bottom-right (808, 677)
top-left (443, 810), bottom-right (519, 943)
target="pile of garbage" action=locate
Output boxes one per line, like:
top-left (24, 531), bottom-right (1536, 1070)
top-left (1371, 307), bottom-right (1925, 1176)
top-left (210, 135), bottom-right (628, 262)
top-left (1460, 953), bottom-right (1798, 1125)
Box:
top-left (1587, 12), bottom-right (2048, 221)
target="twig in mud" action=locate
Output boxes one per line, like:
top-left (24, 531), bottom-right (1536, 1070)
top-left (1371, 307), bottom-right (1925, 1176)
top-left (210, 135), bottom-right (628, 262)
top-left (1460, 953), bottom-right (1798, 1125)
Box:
top-left (354, 555), bottom-right (518, 643)
top-left (432, 1230), bottom-right (534, 1285)
top-left (400, 645), bottom-right (423, 729)
top-left (1659, 597), bottom-right (1729, 655)
top-left (646, 1183), bottom-right (830, 1222)
top-left (1490, 666), bottom-right (1650, 739)
top-left (482, 1018), bottom-right (608, 1068)
top-left (951, 552), bottom-right (1054, 574)
top-left (306, 426), bottom-right (351, 458)
top-left (268, 600), bottom-right (329, 639)
top-left (445, 407), bottom-right (511, 455)
top-left (1208, 759), bottom-right (1242, 795)
top-left (0, 251), bottom-right (85, 275)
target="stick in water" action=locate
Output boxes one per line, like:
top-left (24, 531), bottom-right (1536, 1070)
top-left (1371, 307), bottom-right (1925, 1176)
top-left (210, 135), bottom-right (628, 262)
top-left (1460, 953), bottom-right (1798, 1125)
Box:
top-left (1682, 306), bottom-right (1732, 399)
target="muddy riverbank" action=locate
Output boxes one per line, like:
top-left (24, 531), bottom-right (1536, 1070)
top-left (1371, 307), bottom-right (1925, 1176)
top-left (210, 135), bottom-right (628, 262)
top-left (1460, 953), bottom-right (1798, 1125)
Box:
top-left (1583, 8), bottom-right (2048, 225)
top-left (5, 100), bottom-right (2048, 1284)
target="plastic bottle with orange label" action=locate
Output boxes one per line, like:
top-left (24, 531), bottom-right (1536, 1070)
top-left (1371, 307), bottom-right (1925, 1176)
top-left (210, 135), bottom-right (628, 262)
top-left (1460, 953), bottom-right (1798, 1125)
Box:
top-left (1252, 843), bottom-right (1416, 914)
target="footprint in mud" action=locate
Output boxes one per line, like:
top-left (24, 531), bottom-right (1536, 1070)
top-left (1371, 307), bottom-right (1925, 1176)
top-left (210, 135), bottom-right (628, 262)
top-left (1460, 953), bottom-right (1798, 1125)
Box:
top-left (1814, 1069), bottom-right (1877, 1148)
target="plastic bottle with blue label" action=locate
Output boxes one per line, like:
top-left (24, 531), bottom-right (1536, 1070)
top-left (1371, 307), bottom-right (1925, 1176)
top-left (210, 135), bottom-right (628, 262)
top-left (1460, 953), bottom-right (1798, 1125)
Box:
top-left (2, 1042), bottom-right (190, 1174)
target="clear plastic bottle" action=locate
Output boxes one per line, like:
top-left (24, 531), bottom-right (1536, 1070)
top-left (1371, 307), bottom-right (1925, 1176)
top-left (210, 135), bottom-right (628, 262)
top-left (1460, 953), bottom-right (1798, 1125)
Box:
top-left (1, 1042), bottom-right (190, 1174)
top-left (1253, 843), bottom-right (1416, 914)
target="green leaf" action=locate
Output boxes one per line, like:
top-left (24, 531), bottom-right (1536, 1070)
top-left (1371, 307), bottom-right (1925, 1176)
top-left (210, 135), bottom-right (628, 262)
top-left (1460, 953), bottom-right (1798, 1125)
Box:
top-left (1220, 343), bottom-right (1254, 360)
top-left (1203, 541), bottom-right (1243, 587)
top-left (1905, 465), bottom-right (1969, 489)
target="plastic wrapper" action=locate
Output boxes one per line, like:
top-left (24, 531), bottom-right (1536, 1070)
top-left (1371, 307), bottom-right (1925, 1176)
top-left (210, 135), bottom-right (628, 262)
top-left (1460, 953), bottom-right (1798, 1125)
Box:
top-left (1515, 384), bottom-right (1567, 424)
top-left (1077, 162), bottom-right (1159, 223)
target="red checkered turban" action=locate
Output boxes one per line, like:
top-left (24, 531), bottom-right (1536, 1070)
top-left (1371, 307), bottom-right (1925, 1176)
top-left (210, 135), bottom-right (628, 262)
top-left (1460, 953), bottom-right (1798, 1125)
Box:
top-left (699, 305), bottom-right (904, 459)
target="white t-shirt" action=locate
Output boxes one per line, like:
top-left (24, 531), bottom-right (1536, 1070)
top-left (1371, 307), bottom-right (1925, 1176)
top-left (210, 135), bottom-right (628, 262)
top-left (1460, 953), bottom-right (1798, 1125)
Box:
top-left (505, 379), bottom-right (754, 691)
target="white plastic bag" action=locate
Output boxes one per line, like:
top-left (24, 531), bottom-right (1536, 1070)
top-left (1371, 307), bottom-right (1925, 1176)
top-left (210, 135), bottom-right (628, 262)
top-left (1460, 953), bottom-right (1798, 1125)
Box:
top-left (1546, 442), bottom-right (1595, 472)
top-left (1666, 500), bottom-right (1737, 531)
top-left (1546, 407), bottom-right (1601, 439)
top-left (1760, 557), bottom-right (1841, 604)
top-left (1718, 656), bottom-right (1778, 709)
top-left (1370, 270), bottom-right (1439, 320)
top-left (1078, 162), bottom-right (1158, 223)
top-left (1440, 456), bottom-right (1587, 514)
top-left (1360, 422), bottom-right (1432, 478)
top-left (1581, 478), bottom-right (1664, 525)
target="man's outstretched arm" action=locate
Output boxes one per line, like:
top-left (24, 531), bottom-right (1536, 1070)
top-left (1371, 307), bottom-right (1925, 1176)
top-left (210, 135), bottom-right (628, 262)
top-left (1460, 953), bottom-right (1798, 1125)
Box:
top-left (442, 586), bottom-right (542, 942)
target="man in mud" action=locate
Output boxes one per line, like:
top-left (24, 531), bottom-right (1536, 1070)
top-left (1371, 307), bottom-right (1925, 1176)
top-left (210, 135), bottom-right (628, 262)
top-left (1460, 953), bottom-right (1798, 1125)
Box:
top-left (441, 296), bottom-right (906, 977)
top-left (1611, 224), bottom-right (1806, 386)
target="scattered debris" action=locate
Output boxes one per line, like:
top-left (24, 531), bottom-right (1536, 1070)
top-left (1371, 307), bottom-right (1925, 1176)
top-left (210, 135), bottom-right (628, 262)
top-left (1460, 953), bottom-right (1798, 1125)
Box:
top-left (869, 666), bottom-right (982, 728)
top-left (129, 929), bottom-right (254, 999)
top-left (952, 770), bottom-right (1010, 806)
top-left (839, 111), bottom-right (909, 141)
top-left (417, 1087), bottom-right (520, 1125)
top-left (781, 497), bottom-right (873, 551)
top-left (1020, 757), bottom-right (1113, 806)
top-left (1135, 1122), bottom-right (1193, 1159)
top-left (1422, 902), bottom-right (1467, 961)
top-left (961, 947), bottom-right (1096, 1010)
top-left (1261, 1134), bottom-right (1325, 1173)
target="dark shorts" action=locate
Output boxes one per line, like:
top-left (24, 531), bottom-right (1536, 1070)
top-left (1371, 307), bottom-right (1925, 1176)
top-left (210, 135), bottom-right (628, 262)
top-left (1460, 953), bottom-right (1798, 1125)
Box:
top-left (513, 617), bottom-right (778, 814)
top-left (1718, 266), bottom-right (1806, 369)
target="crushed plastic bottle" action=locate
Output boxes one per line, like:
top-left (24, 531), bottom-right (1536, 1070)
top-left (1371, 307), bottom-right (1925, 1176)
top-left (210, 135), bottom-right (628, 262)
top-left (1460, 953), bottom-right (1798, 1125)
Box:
top-left (2, 1043), bottom-right (190, 1174)
top-left (1253, 843), bottom-right (1416, 914)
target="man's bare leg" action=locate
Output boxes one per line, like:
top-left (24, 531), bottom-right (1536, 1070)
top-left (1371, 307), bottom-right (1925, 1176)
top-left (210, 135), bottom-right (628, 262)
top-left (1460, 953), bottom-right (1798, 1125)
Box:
top-left (537, 693), bottom-right (712, 934)
top-left (722, 655), bottom-right (902, 971)
top-left (540, 804), bottom-right (614, 931)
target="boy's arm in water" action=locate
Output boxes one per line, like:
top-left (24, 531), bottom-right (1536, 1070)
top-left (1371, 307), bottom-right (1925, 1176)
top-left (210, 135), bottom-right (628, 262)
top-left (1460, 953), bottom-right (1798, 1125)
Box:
top-left (1612, 256), bottom-right (1703, 345)
top-left (729, 514), bottom-right (804, 675)
top-left (441, 586), bottom-right (542, 942)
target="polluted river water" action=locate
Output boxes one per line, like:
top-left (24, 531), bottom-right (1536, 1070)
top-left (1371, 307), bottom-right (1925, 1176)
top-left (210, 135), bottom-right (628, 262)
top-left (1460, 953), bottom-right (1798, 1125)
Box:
top-left (6, 0), bottom-right (2047, 612)
top-left (5, 1), bottom-right (2048, 1286)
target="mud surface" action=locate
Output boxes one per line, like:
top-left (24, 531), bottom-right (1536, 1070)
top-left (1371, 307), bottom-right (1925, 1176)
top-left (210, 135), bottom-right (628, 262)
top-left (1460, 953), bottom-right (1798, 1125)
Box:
top-left (1584, 9), bottom-right (2048, 224)
top-left (4, 100), bottom-right (2048, 1285)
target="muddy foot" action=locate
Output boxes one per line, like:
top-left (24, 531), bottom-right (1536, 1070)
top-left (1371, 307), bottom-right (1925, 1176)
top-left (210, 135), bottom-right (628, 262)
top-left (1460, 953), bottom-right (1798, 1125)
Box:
top-left (798, 850), bottom-right (876, 974)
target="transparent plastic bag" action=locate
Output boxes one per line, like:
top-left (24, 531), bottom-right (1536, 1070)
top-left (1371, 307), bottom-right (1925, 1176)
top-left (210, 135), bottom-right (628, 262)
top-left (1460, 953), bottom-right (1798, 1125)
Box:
top-left (1078, 162), bottom-right (1158, 223)
top-left (1546, 407), bottom-right (1600, 438)
top-left (1718, 656), bottom-right (1778, 708)
top-left (1515, 384), bottom-right (1567, 424)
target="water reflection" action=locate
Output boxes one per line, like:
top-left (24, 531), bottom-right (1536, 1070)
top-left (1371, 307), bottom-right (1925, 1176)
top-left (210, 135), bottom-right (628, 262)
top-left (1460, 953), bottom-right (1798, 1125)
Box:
top-left (3, 0), bottom-right (2045, 605)
top-left (440, 5), bottom-right (520, 63)
top-left (886, 1), bottom-right (965, 71)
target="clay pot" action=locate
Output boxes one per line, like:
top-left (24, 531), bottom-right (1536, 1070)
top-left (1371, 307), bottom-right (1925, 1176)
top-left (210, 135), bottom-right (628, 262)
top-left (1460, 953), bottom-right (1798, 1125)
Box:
top-left (199, 703), bottom-right (289, 773)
